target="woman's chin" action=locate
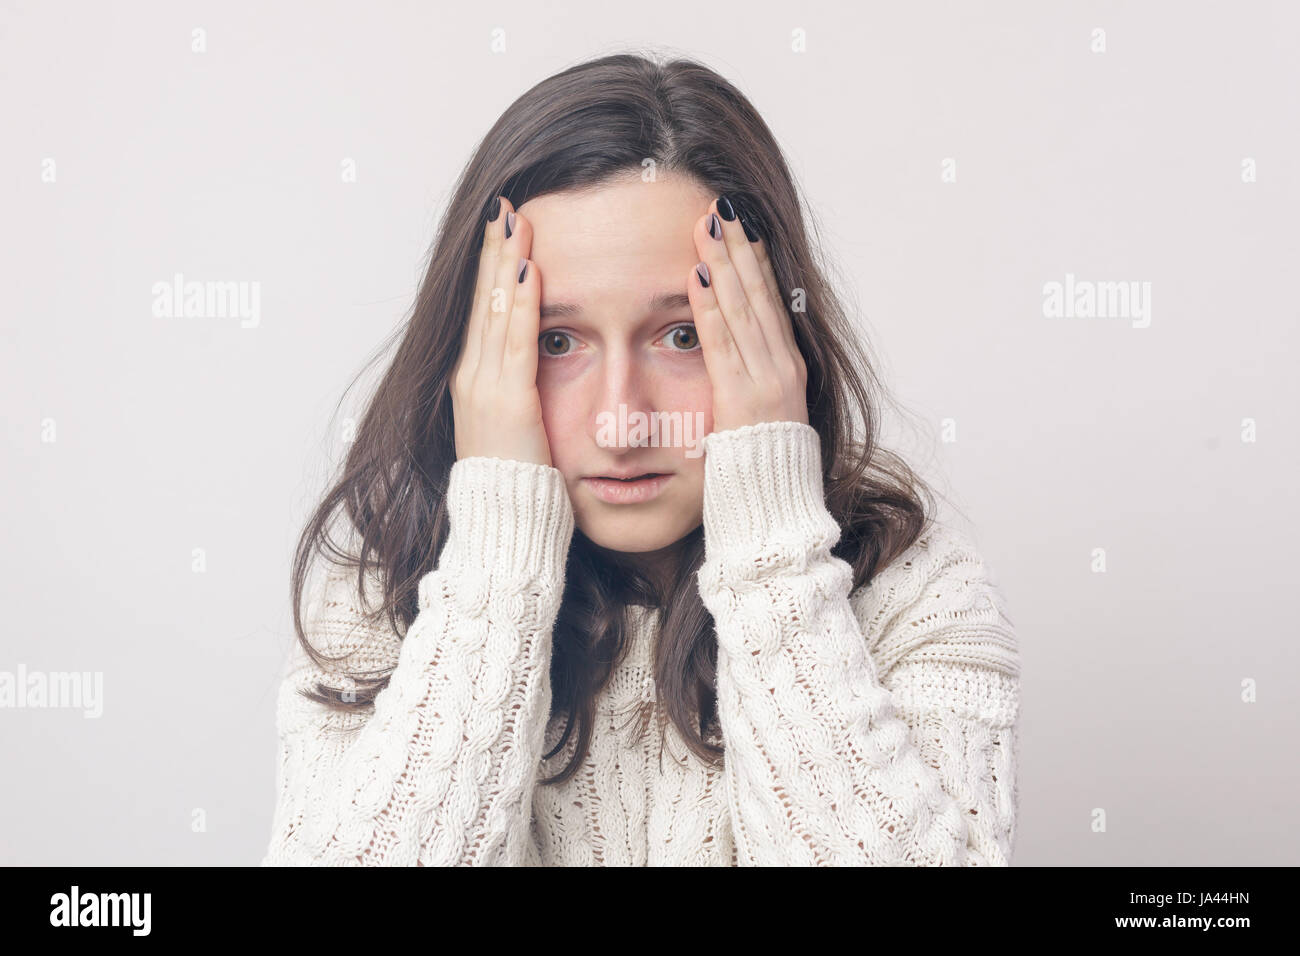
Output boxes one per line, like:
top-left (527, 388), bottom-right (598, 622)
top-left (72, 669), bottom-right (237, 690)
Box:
top-left (576, 517), bottom-right (694, 557)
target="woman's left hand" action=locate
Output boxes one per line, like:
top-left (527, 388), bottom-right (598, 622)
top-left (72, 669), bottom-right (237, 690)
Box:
top-left (687, 196), bottom-right (809, 433)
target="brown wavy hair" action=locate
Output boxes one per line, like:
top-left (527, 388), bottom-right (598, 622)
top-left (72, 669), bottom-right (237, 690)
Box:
top-left (289, 50), bottom-right (938, 785)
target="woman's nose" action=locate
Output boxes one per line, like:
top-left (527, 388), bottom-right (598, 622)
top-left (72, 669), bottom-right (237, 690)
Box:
top-left (592, 353), bottom-right (656, 444)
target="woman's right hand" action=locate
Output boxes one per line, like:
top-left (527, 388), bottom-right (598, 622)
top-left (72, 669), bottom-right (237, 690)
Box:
top-left (451, 196), bottom-right (553, 468)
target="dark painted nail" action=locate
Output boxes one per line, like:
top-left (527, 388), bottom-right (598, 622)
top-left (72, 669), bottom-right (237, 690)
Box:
top-left (716, 195), bottom-right (736, 221)
top-left (505, 210), bottom-right (516, 239)
top-left (707, 213), bottom-right (721, 240)
top-left (740, 216), bottom-right (759, 243)
top-left (695, 262), bottom-right (710, 288)
top-left (488, 196), bottom-right (502, 222)
top-left (517, 257), bottom-right (528, 283)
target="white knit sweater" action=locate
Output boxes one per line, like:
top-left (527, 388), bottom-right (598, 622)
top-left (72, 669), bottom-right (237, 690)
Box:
top-left (260, 420), bottom-right (1021, 866)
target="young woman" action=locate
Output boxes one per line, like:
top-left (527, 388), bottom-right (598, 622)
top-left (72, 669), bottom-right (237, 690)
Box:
top-left (260, 53), bottom-right (1021, 866)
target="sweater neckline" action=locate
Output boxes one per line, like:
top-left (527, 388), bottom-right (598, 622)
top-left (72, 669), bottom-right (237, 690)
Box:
top-left (623, 604), bottom-right (660, 654)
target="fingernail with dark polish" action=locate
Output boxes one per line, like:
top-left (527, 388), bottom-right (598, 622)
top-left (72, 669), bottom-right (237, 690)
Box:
top-left (707, 213), bottom-right (721, 240)
top-left (695, 262), bottom-right (710, 288)
top-left (517, 257), bottom-right (528, 283)
top-left (717, 195), bottom-right (736, 221)
top-left (505, 211), bottom-right (516, 239)
top-left (488, 196), bottom-right (502, 222)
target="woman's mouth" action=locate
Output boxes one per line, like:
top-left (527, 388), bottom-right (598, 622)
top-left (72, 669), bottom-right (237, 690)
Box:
top-left (581, 473), bottom-right (673, 504)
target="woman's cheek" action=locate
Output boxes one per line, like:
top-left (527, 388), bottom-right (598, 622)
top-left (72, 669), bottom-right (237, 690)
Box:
top-left (536, 372), bottom-right (581, 460)
top-left (681, 372), bottom-right (713, 436)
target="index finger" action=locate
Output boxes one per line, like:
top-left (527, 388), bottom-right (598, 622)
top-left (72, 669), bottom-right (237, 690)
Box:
top-left (731, 199), bottom-right (800, 360)
top-left (457, 194), bottom-right (509, 380)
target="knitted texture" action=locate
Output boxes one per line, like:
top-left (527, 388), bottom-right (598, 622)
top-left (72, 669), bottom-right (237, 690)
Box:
top-left (261, 421), bottom-right (1021, 866)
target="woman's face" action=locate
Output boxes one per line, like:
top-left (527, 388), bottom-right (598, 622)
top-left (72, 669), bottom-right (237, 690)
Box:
top-left (518, 172), bottom-right (716, 558)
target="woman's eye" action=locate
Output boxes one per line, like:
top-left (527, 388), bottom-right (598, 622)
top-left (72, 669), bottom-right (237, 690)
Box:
top-left (539, 331), bottom-right (574, 356)
top-left (663, 324), bottom-right (701, 352)
top-left (540, 327), bottom-right (700, 357)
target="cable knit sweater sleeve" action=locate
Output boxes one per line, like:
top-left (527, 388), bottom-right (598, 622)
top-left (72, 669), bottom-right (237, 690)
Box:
top-left (696, 421), bottom-right (1021, 866)
top-left (261, 456), bottom-right (574, 866)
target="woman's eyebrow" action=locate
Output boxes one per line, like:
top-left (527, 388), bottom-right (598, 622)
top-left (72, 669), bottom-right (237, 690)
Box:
top-left (539, 290), bottom-right (692, 320)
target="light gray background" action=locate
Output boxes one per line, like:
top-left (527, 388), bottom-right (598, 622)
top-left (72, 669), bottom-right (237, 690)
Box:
top-left (2, 0), bottom-right (1296, 865)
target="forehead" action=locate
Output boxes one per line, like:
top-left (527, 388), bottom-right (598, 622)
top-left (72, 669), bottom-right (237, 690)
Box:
top-left (518, 173), bottom-right (713, 315)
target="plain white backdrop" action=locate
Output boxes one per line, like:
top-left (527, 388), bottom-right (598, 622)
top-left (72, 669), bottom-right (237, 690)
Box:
top-left (2, 0), bottom-right (1297, 865)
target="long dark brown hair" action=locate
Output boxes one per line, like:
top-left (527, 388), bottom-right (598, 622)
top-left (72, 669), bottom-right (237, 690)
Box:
top-left (290, 50), bottom-right (938, 785)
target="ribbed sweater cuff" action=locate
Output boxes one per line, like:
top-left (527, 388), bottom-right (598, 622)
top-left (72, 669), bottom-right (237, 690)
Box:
top-left (700, 421), bottom-right (842, 570)
top-left (434, 456), bottom-right (575, 589)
